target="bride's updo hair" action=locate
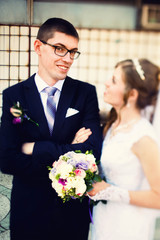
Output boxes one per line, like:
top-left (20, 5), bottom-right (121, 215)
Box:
top-left (117, 58), bottom-right (160, 109)
top-left (103, 58), bottom-right (160, 136)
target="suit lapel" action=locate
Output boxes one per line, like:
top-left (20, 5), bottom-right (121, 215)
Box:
top-left (23, 75), bottom-right (50, 137)
top-left (52, 76), bottom-right (77, 139)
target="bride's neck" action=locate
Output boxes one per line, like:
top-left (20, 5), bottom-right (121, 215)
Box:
top-left (114, 106), bottom-right (141, 126)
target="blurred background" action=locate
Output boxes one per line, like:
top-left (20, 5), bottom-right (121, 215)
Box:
top-left (0, 0), bottom-right (160, 239)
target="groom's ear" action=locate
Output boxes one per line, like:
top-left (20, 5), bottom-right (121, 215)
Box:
top-left (34, 39), bottom-right (43, 56)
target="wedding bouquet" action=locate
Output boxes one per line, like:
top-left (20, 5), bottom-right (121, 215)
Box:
top-left (49, 150), bottom-right (101, 202)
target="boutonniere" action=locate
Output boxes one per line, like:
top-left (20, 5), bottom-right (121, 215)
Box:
top-left (10, 101), bottom-right (39, 127)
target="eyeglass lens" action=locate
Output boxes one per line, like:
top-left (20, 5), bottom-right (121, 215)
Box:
top-left (55, 46), bottom-right (80, 59)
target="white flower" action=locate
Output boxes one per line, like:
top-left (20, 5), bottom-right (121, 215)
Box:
top-left (49, 171), bottom-right (55, 181)
top-left (86, 154), bottom-right (96, 168)
top-left (75, 177), bottom-right (87, 196)
top-left (66, 176), bottom-right (78, 189)
top-left (75, 153), bottom-right (86, 161)
top-left (56, 161), bottom-right (73, 179)
top-left (64, 151), bottom-right (76, 158)
top-left (52, 181), bottom-right (64, 197)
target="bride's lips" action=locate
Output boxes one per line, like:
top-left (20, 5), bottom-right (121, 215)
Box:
top-left (104, 90), bottom-right (108, 96)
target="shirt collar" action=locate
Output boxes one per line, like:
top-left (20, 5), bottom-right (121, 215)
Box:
top-left (35, 73), bottom-right (65, 93)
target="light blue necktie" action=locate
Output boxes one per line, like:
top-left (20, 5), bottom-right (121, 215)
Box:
top-left (44, 87), bottom-right (57, 134)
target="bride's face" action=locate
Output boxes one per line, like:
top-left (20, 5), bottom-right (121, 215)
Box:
top-left (104, 66), bottom-right (126, 108)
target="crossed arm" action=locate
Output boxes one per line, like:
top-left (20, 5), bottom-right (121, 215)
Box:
top-left (22, 127), bottom-right (92, 155)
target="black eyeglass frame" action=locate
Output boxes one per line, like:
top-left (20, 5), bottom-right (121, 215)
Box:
top-left (40, 40), bottom-right (81, 60)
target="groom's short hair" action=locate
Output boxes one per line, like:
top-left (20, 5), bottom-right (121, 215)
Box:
top-left (37, 17), bottom-right (79, 42)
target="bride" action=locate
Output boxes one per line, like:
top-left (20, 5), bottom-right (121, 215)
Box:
top-left (75, 58), bottom-right (160, 240)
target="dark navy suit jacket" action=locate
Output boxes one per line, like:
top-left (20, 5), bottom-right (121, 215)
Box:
top-left (0, 74), bottom-right (102, 240)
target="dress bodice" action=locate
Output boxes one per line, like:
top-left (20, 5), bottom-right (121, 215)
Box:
top-left (101, 118), bottom-right (157, 190)
top-left (91, 118), bottom-right (160, 240)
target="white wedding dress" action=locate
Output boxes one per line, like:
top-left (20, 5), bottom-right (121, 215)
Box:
top-left (91, 118), bottom-right (160, 240)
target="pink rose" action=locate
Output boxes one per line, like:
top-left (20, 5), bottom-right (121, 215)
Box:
top-left (90, 164), bottom-right (97, 172)
top-left (74, 169), bottom-right (86, 178)
top-left (52, 159), bottom-right (63, 168)
top-left (77, 193), bottom-right (83, 196)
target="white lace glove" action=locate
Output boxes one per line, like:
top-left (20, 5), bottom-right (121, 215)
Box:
top-left (89, 185), bottom-right (130, 204)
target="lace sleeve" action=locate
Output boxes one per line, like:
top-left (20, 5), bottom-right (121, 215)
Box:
top-left (89, 185), bottom-right (130, 204)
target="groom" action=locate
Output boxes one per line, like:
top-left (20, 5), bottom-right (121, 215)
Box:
top-left (0, 18), bottom-right (102, 240)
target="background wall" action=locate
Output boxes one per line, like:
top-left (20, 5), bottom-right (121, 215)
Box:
top-left (0, 0), bottom-right (137, 29)
top-left (0, 26), bottom-right (160, 114)
top-left (33, 2), bottom-right (137, 29)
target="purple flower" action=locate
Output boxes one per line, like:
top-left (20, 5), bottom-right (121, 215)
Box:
top-left (10, 102), bottom-right (39, 127)
top-left (71, 196), bottom-right (76, 199)
top-left (64, 151), bottom-right (75, 158)
top-left (58, 178), bottom-right (67, 186)
top-left (67, 159), bottom-right (77, 167)
top-left (23, 114), bottom-right (29, 120)
top-left (76, 161), bottom-right (89, 170)
top-left (51, 168), bottom-right (56, 175)
top-left (13, 117), bottom-right (22, 124)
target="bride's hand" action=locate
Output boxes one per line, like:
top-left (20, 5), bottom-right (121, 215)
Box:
top-left (22, 142), bottom-right (35, 155)
top-left (72, 127), bottom-right (92, 144)
top-left (87, 180), bottom-right (109, 196)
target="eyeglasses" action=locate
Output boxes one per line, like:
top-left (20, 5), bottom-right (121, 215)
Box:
top-left (40, 40), bottom-right (81, 60)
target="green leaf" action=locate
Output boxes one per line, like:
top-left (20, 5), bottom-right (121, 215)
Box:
top-left (85, 150), bottom-right (93, 155)
top-left (55, 173), bottom-right (60, 180)
top-left (96, 160), bottom-right (100, 164)
top-left (75, 150), bottom-right (82, 153)
top-left (86, 185), bottom-right (93, 192)
top-left (79, 196), bottom-right (85, 203)
top-left (93, 174), bottom-right (102, 182)
top-left (47, 166), bottom-right (52, 170)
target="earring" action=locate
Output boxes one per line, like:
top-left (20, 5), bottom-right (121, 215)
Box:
top-left (126, 102), bottom-right (130, 108)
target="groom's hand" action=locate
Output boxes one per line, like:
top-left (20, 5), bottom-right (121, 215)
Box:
top-left (72, 127), bottom-right (92, 144)
top-left (22, 142), bottom-right (35, 155)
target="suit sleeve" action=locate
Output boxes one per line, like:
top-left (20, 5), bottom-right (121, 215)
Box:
top-left (0, 90), bottom-right (37, 176)
top-left (33, 85), bottom-right (102, 166)
top-left (0, 90), bottom-right (49, 177)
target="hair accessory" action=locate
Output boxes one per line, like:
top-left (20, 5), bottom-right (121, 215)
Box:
top-left (132, 59), bottom-right (145, 81)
